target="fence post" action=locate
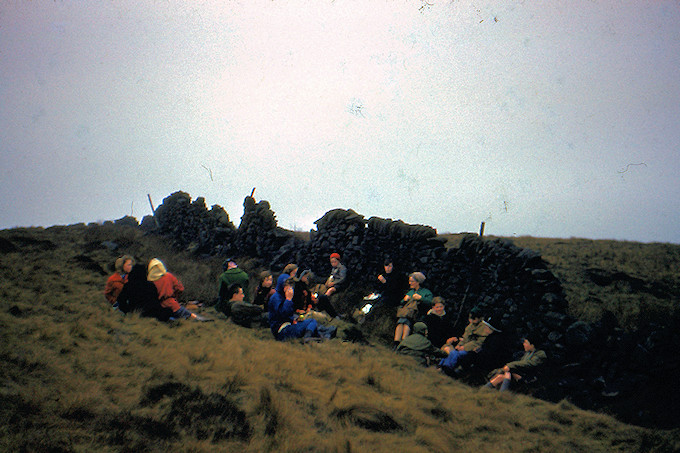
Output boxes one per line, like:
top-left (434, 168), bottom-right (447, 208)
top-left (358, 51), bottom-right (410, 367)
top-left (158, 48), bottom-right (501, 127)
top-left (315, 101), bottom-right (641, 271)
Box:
top-left (147, 194), bottom-right (160, 228)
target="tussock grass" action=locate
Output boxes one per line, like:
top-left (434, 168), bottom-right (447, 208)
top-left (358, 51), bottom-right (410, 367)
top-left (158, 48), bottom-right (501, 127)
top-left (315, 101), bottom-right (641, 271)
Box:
top-left (1, 226), bottom-right (678, 452)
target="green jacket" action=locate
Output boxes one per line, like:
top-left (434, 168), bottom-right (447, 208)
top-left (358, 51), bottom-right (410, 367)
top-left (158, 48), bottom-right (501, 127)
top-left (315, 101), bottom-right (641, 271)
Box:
top-left (218, 268), bottom-right (250, 303)
top-left (403, 287), bottom-right (434, 312)
top-left (397, 333), bottom-right (448, 366)
top-left (505, 349), bottom-right (547, 375)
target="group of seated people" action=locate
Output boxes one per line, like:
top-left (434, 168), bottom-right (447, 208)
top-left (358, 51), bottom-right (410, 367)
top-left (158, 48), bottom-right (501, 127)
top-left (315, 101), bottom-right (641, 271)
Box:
top-left (378, 257), bottom-right (546, 390)
top-left (104, 252), bottom-right (545, 390)
top-left (104, 255), bottom-right (206, 321)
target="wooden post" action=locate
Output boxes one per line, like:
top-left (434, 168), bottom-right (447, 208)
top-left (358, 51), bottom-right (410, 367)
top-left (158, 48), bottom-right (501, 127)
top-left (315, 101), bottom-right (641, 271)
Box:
top-left (147, 194), bottom-right (160, 228)
top-left (479, 221), bottom-right (485, 237)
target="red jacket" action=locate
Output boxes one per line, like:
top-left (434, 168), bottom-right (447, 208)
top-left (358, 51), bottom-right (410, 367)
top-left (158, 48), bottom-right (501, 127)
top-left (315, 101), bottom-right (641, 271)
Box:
top-left (104, 273), bottom-right (127, 305)
top-left (152, 272), bottom-right (184, 312)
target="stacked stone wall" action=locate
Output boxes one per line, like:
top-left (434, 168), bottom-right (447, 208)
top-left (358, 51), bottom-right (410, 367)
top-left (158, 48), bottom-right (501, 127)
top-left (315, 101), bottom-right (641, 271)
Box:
top-left (143, 191), bottom-right (678, 428)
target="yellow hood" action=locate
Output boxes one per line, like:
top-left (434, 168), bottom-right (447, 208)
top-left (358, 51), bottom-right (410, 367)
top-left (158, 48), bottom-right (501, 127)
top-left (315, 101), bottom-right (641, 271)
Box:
top-left (147, 258), bottom-right (167, 282)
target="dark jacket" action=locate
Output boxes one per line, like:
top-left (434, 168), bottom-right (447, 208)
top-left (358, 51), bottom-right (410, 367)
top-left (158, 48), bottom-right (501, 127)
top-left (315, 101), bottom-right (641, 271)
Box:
top-left (379, 269), bottom-right (408, 307)
top-left (117, 264), bottom-right (172, 321)
top-left (424, 310), bottom-right (456, 348)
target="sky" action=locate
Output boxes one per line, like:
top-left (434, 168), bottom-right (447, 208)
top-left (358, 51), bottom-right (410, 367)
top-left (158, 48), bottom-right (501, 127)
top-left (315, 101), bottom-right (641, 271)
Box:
top-left (1, 1), bottom-right (679, 243)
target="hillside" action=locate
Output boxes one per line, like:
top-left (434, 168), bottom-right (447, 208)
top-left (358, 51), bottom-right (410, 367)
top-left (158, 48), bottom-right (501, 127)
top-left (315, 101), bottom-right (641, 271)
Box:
top-left (1, 224), bottom-right (679, 452)
top-left (442, 234), bottom-right (680, 333)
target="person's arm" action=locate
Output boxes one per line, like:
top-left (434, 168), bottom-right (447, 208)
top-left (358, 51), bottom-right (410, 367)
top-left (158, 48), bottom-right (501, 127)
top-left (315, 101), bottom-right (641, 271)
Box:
top-left (104, 278), bottom-right (119, 304)
top-left (173, 275), bottom-right (184, 296)
top-left (506, 350), bottom-right (546, 372)
top-left (333, 264), bottom-right (347, 287)
top-left (418, 288), bottom-right (434, 306)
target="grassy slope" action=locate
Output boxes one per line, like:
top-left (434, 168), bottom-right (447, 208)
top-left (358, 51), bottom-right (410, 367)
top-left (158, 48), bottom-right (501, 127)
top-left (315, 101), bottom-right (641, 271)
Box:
top-left (1, 225), bottom-right (678, 452)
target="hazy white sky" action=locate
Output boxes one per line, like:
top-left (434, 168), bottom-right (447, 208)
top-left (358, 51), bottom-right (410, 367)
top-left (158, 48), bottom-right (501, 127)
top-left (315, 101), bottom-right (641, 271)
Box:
top-left (1, 1), bottom-right (679, 243)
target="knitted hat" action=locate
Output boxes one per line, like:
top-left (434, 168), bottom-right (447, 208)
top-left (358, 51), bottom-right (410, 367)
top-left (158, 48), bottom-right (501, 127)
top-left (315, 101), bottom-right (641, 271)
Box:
top-left (330, 252), bottom-right (341, 260)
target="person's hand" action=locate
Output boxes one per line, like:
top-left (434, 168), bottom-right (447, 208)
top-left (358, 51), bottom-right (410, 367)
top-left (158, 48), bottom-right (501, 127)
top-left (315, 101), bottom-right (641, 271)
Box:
top-left (455, 344), bottom-right (464, 351)
top-left (378, 275), bottom-right (386, 284)
top-left (413, 293), bottom-right (421, 300)
top-left (447, 337), bottom-right (457, 344)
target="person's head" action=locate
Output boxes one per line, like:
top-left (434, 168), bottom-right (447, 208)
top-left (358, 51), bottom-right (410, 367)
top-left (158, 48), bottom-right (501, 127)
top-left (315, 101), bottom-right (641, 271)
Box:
top-left (431, 297), bottom-right (445, 316)
top-left (468, 306), bottom-right (483, 325)
top-left (222, 258), bottom-right (237, 271)
top-left (147, 258), bottom-right (167, 282)
top-left (330, 252), bottom-right (341, 267)
top-left (228, 283), bottom-right (244, 302)
top-left (127, 263), bottom-right (147, 283)
top-left (413, 322), bottom-right (428, 336)
top-left (283, 277), bottom-right (295, 299)
top-left (283, 263), bottom-right (298, 278)
top-left (259, 271), bottom-right (273, 288)
top-left (409, 272), bottom-right (426, 289)
top-left (299, 269), bottom-right (313, 283)
top-left (521, 337), bottom-right (536, 352)
top-left (115, 255), bottom-right (135, 274)
top-left (383, 258), bottom-right (393, 274)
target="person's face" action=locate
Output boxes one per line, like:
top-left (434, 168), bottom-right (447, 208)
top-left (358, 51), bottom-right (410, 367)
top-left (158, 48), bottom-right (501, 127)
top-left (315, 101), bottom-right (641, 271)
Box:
top-left (433, 302), bottom-right (445, 316)
top-left (233, 288), bottom-right (245, 302)
top-left (123, 259), bottom-right (133, 274)
top-left (284, 284), bottom-right (294, 299)
top-left (408, 276), bottom-right (418, 289)
top-left (330, 257), bottom-right (339, 267)
top-left (469, 316), bottom-right (481, 325)
top-left (263, 275), bottom-right (273, 288)
top-left (384, 263), bottom-right (393, 274)
top-left (523, 339), bottom-right (534, 351)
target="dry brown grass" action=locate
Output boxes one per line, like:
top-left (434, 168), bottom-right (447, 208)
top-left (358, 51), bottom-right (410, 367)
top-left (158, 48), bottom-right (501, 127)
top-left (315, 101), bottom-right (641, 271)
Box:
top-left (1, 225), bottom-right (678, 452)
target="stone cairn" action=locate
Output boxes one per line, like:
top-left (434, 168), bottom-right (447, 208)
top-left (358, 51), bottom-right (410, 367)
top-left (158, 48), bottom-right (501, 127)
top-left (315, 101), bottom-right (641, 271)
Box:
top-left (133, 191), bottom-right (676, 428)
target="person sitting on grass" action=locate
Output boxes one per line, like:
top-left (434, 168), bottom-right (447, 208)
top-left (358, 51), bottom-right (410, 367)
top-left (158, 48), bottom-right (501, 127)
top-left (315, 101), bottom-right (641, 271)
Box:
top-left (253, 270), bottom-right (275, 310)
top-left (393, 272), bottom-right (432, 349)
top-left (218, 258), bottom-right (251, 304)
top-left (424, 296), bottom-right (456, 349)
top-left (148, 258), bottom-right (203, 321)
top-left (215, 283), bottom-right (263, 327)
top-left (268, 277), bottom-right (319, 341)
top-left (324, 252), bottom-right (347, 297)
top-left (117, 263), bottom-right (172, 321)
top-left (377, 258), bottom-right (408, 307)
top-left (294, 269), bottom-right (339, 319)
top-left (438, 308), bottom-right (500, 375)
top-left (484, 336), bottom-right (547, 391)
top-left (104, 255), bottom-right (134, 306)
top-left (396, 322), bottom-right (448, 366)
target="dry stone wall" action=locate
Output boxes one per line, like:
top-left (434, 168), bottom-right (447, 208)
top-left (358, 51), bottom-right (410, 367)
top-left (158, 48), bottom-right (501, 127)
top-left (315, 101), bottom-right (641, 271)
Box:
top-left (141, 191), bottom-right (677, 428)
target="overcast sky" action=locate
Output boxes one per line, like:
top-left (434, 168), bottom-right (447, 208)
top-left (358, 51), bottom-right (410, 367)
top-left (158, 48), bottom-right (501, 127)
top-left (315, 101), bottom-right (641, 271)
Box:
top-left (1, 1), bottom-right (679, 243)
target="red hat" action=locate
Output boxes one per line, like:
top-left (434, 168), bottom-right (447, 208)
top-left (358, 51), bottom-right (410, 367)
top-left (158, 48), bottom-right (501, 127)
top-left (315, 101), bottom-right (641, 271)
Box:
top-left (330, 252), bottom-right (341, 260)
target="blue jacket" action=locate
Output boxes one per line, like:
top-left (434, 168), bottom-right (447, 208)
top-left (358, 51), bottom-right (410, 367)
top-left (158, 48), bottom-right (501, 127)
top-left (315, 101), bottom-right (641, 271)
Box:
top-left (268, 273), bottom-right (293, 337)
